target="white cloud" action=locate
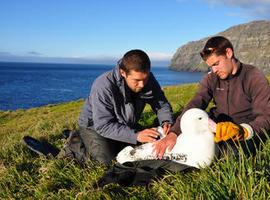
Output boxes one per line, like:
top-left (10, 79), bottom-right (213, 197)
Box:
top-left (0, 51), bottom-right (172, 66)
top-left (207, 0), bottom-right (270, 7)
top-left (204, 0), bottom-right (270, 18)
top-left (148, 52), bottom-right (173, 61)
top-left (28, 51), bottom-right (42, 56)
top-left (78, 51), bottom-right (172, 66)
top-left (79, 51), bottom-right (172, 63)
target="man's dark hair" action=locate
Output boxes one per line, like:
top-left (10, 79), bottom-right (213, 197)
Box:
top-left (119, 49), bottom-right (151, 74)
top-left (200, 36), bottom-right (235, 61)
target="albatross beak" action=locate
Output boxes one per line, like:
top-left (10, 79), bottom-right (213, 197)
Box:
top-left (208, 118), bottom-right (217, 133)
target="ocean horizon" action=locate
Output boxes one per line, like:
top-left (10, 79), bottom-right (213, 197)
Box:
top-left (0, 61), bottom-right (205, 111)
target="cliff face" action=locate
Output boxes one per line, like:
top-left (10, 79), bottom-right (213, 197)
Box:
top-left (170, 20), bottom-right (270, 74)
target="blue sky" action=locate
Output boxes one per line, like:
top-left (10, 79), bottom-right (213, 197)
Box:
top-left (0, 0), bottom-right (269, 65)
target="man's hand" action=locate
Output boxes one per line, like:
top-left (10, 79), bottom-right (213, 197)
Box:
top-left (153, 132), bottom-right (177, 159)
top-left (136, 128), bottom-right (160, 143)
top-left (215, 122), bottom-right (249, 143)
top-left (162, 122), bottom-right (171, 136)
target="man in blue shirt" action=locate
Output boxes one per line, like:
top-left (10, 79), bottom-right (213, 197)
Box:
top-left (78, 49), bottom-right (174, 165)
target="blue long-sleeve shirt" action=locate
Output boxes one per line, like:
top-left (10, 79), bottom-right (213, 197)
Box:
top-left (78, 64), bottom-right (174, 144)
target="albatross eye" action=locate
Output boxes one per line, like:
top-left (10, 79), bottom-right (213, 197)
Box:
top-left (198, 117), bottom-right (202, 120)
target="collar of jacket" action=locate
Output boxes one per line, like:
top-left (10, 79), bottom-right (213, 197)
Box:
top-left (112, 61), bottom-right (154, 104)
top-left (112, 62), bottom-right (135, 104)
top-left (226, 59), bottom-right (243, 80)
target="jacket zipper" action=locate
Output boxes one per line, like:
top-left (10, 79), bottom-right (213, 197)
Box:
top-left (227, 80), bottom-right (230, 116)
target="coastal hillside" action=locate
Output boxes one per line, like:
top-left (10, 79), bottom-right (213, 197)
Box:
top-left (170, 20), bottom-right (270, 74)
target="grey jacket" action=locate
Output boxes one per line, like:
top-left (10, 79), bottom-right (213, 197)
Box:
top-left (78, 65), bottom-right (174, 144)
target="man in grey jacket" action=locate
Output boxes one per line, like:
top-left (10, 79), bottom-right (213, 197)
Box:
top-left (154, 36), bottom-right (270, 159)
top-left (78, 49), bottom-right (174, 165)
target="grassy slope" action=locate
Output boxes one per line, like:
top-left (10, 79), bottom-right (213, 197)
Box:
top-left (0, 77), bottom-right (269, 199)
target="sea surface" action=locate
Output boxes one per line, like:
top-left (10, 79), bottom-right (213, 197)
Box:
top-left (0, 62), bottom-right (205, 111)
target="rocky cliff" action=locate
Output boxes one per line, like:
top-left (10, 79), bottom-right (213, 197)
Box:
top-left (170, 20), bottom-right (270, 74)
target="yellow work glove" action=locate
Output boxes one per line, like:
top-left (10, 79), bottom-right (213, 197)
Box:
top-left (215, 122), bottom-right (249, 143)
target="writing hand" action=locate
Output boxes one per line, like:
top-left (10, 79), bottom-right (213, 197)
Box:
top-left (136, 128), bottom-right (160, 143)
top-left (153, 132), bottom-right (177, 159)
top-left (162, 122), bottom-right (171, 136)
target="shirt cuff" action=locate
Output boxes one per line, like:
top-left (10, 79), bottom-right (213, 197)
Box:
top-left (161, 121), bottom-right (173, 127)
top-left (240, 123), bottom-right (254, 140)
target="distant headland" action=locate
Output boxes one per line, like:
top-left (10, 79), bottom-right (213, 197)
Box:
top-left (170, 20), bottom-right (270, 75)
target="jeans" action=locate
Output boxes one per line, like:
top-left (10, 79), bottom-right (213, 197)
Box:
top-left (79, 127), bottom-right (131, 166)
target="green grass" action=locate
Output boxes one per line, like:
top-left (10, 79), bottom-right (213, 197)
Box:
top-left (1, 77), bottom-right (270, 199)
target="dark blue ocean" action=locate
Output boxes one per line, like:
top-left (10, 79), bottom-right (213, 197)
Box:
top-left (0, 62), bottom-right (204, 111)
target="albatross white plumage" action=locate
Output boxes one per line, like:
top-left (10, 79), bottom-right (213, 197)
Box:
top-left (116, 108), bottom-right (217, 168)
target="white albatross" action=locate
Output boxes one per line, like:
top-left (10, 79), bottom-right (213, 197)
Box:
top-left (116, 108), bottom-right (217, 168)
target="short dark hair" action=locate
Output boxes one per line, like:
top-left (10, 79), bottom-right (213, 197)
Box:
top-left (119, 49), bottom-right (151, 74)
top-left (200, 36), bottom-right (234, 61)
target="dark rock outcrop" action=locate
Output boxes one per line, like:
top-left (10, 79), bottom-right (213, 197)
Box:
top-left (170, 20), bottom-right (270, 74)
